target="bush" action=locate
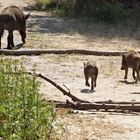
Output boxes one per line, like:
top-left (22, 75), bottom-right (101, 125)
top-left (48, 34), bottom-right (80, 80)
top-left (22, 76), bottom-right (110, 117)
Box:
top-left (34, 0), bottom-right (76, 15)
top-left (94, 2), bottom-right (125, 24)
top-left (0, 58), bottom-right (59, 139)
top-left (33, 0), bottom-right (134, 24)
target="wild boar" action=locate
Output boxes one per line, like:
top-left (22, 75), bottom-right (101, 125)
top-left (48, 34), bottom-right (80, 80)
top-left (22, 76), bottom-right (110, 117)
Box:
top-left (0, 6), bottom-right (30, 49)
top-left (84, 62), bottom-right (98, 90)
top-left (121, 50), bottom-right (140, 83)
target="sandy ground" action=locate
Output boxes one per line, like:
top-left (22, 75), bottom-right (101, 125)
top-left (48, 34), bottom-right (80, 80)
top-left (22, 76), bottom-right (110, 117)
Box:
top-left (5, 54), bottom-right (140, 140)
top-left (0, 0), bottom-right (140, 139)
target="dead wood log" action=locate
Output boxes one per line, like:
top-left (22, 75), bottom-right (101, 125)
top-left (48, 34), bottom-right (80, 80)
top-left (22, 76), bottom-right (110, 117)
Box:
top-left (0, 49), bottom-right (135, 56)
top-left (48, 99), bottom-right (140, 105)
top-left (55, 100), bottom-right (140, 112)
top-left (95, 100), bottom-right (140, 104)
top-left (27, 72), bottom-right (140, 112)
top-left (47, 100), bottom-right (140, 112)
top-left (27, 72), bottom-right (90, 103)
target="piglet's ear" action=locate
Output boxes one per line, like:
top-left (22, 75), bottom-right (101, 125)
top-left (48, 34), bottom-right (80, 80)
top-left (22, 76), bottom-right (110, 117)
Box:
top-left (84, 62), bottom-right (86, 68)
top-left (25, 12), bottom-right (30, 20)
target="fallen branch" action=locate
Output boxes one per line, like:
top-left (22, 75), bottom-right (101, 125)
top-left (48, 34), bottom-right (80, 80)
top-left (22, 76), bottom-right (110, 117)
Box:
top-left (95, 100), bottom-right (140, 104)
top-left (55, 100), bottom-right (140, 112)
top-left (27, 72), bottom-right (140, 112)
top-left (28, 72), bottom-right (89, 103)
top-left (48, 99), bottom-right (140, 105)
top-left (0, 49), bottom-right (136, 56)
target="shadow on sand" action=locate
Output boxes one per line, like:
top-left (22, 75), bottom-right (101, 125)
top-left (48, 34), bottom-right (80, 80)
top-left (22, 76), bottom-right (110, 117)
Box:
top-left (81, 89), bottom-right (95, 94)
top-left (119, 80), bottom-right (135, 85)
top-left (130, 92), bottom-right (140, 95)
top-left (13, 43), bottom-right (24, 50)
top-left (3, 43), bottom-right (24, 50)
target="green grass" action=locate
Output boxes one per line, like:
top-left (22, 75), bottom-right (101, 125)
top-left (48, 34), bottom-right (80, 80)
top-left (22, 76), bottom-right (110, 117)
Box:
top-left (0, 58), bottom-right (60, 140)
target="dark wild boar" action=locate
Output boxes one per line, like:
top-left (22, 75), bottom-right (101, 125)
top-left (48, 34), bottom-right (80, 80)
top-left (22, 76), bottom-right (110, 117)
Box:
top-left (84, 62), bottom-right (98, 91)
top-left (121, 50), bottom-right (140, 83)
top-left (0, 6), bottom-right (30, 49)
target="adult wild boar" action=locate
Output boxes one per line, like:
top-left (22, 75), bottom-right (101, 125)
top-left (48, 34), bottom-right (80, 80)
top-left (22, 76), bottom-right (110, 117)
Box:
top-left (84, 62), bottom-right (98, 91)
top-left (121, 50), bottom-right (140, 83)
top-left (0, 6), bottom-right (30, 49)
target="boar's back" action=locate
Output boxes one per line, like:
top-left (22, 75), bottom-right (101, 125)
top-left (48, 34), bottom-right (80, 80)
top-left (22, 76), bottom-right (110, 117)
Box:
top-left (0, 6), bottom-right (26, 30)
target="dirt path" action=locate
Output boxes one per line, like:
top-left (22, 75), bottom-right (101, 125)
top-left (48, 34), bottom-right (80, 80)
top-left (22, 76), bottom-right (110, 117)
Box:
top-left (1, 0), bottom-right (140, 139)
top-left (7, 54), bottom-right (140, 140)
top-left (1, 0), bottom-right (140, 51)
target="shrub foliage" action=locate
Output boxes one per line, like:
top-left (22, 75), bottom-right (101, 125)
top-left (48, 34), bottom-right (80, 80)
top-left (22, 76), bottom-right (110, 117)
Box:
top-left (34, 0), bottom-right (140, 24)
top-left (0, 58), bottom-right (58, 140)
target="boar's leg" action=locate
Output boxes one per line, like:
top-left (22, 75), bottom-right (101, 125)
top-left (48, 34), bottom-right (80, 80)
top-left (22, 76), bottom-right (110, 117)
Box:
top-left (91, 77), bottom-right (94, 91)
top-left (134, 62), bottom-right (140, 83)
top-left (135, 65), bottom-right (140, 83)
top-left (0, 26), bottom-right (4, 49)
top-left (0, 34), bottom-right (1, 49)
top-left (85, 75), bottom-right (90, 87)
top-left (124, 68), bottom-right (128, 79)
top-left (94, 74), bottom-right (98, 87)
top-left (132, 69), bottom-right (136, 80)
top-left (7, 30), bottom-right (14, 49)
top-left (19, 30), bottom-right (26, 44)
top-left (135, 70), bottom-right (139, 83)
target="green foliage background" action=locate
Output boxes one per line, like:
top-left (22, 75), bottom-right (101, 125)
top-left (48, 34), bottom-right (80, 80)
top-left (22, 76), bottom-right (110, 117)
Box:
top-left (34, 0), bottom-right (140, 24)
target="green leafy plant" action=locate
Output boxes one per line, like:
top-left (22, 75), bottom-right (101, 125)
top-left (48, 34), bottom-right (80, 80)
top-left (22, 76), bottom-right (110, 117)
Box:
top-left (34, 0), bottom-right (76, 16)
top-left (0, 58), bottom-right (60, 140)
top-left (94, 2), bottom-right (125, 24)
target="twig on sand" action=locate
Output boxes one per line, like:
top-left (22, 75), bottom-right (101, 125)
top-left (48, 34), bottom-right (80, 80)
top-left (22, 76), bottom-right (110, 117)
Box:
top-left (27, 72), bottom-right (90, 103)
